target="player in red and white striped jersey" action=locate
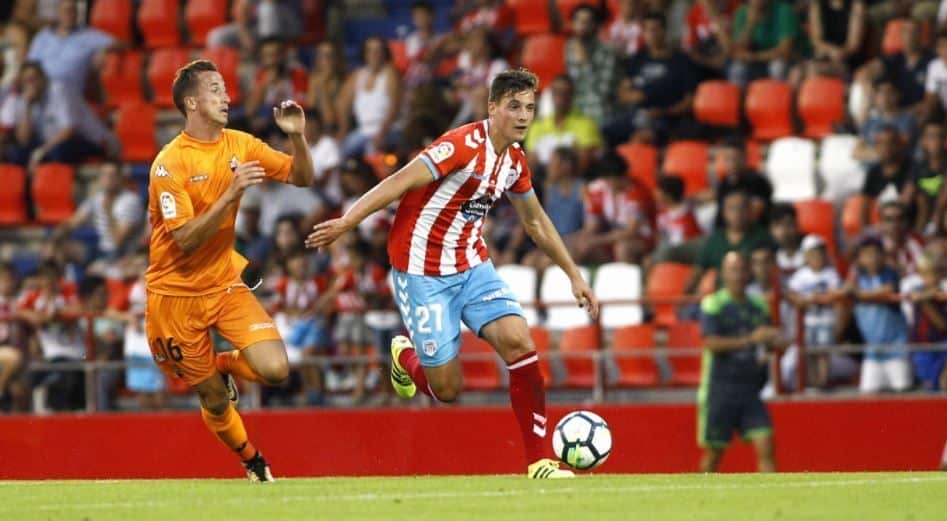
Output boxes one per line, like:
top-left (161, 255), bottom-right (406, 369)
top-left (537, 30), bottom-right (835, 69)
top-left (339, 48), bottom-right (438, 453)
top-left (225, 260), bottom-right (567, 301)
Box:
top-left (307, 69), bottom-right (598, 479)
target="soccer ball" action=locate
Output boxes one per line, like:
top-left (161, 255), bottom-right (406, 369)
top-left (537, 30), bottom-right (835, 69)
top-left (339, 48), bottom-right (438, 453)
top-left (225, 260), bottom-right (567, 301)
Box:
top-left (552, 410), bottom-right (612, 470)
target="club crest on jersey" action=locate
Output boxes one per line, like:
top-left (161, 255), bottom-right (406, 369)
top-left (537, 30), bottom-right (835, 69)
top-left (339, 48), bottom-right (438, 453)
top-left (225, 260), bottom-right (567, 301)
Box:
top-left (461, 195), bottom-right (495, 221)
top-left (229, 155), bottom-right (240, 172)
top-left (428, 142), bottom-right (454, 164)
top-left (504, 169), bottom-right (519, 189)
top-left (154, 165), bottom-right (170, 178)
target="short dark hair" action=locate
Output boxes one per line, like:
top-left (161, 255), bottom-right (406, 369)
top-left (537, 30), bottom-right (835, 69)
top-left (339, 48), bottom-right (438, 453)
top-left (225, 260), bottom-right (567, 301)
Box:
top-left (571, 3), bottom-right (601, 24)
top-left (489, 68), bottom-right (538, 103)
top-left (360, 36), bottom-right (392, 64)
top-left (657, 175), bottom-right (685, 202)
top-left (78, 275), bottom-right (106, 300)
top-left (594, 151), bottom-right (629, 179)
top-left (641, 11), bottom-right (666, 27)
top-left (719, 136), bottom-right (746, 153)
top-left (411, 1), bottom-right (434, 13)
top-left (172, 60), bottom-right (219, 116)
top-left (551, 146), bottom-right (579, 168)
top-left (770, 202), bottom-right (797, 223)
top-left (37, 260), bottom-right (62, 279)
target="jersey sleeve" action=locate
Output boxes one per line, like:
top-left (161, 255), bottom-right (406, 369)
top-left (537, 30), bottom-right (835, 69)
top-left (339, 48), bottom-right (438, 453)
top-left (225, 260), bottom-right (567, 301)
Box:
top-left (418, 131), bottom-right (474, 181)
top-left (508, 153), bottom-right (534, 197)
top-left (699, 295), bottom-right (722, 337)
top-left (244, 133), bottom-right (293, 183)
top-left (150, 160), bottom-right (194, 231)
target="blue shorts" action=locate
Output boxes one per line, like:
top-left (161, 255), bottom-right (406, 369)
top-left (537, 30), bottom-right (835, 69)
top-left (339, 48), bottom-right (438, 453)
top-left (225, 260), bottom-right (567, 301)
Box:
top-left (392, 261), bottom-right (525, 367)
top-left (125, 355), bottom-right (166, 393)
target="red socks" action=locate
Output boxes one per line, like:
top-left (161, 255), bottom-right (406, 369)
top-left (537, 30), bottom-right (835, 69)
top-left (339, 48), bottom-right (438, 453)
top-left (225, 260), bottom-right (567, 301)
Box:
top-left (398, 347), bottom-right (435, 399)
top-left (507, 351), bottom-right (546, 464)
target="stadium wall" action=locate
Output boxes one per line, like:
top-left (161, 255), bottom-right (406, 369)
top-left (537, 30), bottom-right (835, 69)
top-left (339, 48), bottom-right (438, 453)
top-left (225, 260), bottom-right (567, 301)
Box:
top-left (2, 398), bottom-right (945, 479)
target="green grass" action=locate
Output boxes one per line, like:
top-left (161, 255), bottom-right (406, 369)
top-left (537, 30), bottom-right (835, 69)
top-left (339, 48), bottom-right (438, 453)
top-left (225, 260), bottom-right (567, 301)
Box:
top-left (3, 472), bottom-right (945, 521)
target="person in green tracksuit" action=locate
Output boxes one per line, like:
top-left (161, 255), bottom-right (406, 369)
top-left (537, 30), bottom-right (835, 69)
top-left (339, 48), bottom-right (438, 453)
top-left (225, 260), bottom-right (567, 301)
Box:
top-left (698, 251), bottom-right (787, 472)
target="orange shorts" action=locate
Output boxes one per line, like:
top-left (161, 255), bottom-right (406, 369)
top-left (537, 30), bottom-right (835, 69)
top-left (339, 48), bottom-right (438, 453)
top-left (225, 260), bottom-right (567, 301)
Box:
top-left (144, 285), bottom-right (282, 385)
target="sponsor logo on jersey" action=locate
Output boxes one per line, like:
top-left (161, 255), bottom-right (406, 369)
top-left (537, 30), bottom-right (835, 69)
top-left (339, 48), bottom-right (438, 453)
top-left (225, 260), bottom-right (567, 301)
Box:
top-left (460, 195), bottom-right (495, 221)
top-left (154, 165), bottom-right (171, 178)
top-left (422, 339), bottom-right (438, 356)
top-left (229, 155), bottom-right (240, 172)
top-left (189, 174), bottom-right (208, 183)
top-left (159, 192), bottom-right (176, 219)
top-left (481, 287), bottom-right (511, 302)
top-left (249, 322), bottom-right (276, 332)
top-left (428, 142), bottom-right (455, 164)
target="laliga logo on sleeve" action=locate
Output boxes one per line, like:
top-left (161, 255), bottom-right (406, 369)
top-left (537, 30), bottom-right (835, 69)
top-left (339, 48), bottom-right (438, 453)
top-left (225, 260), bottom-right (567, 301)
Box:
top-left (159, 192), bottom-right (177, 219)
top-left (428, 142), bottom-right (454, 164)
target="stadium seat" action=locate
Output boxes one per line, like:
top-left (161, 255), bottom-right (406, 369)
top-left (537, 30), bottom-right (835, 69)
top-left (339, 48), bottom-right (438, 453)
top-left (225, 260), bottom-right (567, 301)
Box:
top-left (765, 137), bottom-right (817, 202)
top-left (32, 163), bottom-right (75, 225)
top-left (693, 80), bottom-right (741, 127)
top-left (388, 40), bottom-right (409, 73)
top-left (521, 34), bottom-right (566, 90)
top-left (0, 164), bottom-right (28, 225)
top-left (115, 102), bottom-right (158, 162)
top-left (594, 262), bottom-right (643, 329)
top-left (90, 0), bottom-right (133, 42)
top-left (530, 326), bottom-right (554, 384)
top-left (148, 47), bottom-right (192, 107)
top-left (794, 199), bottom-right (838, 259)
top-left (697, 268), bottom-right (717, 296)
top-left (559, 324), bottom-right (601, 388)
top-left (745, 79), bottom-right (793, 141)
top-left (138, 0), bottom-right (182, 48)
top-left (662, 140), bottom-right (710, 197)
top-left (882, 18), bottom-right (931, 55)
top-left (820, 134), bottom-right (866, 202)
top-left (610, 324), bottom-right (659, 387)
top-left (798, 77), bottom-right (846, 139)
top-left (746, 140), bottom-right (762, 171)
top-left (185, 0), bottom-right (227, 46)
top-left (616, 142), bottom-right (658, 191)
top-left (460, 331), bottom-right (502, 390)
top-left (841, 194), bottom-right (879, 238)
top-left (201, 47), bottom-right (241, 103)
top-left (666, 321), bottom-right (702, 386)
top-left (646, 262), bottom-right (693, 327)
top-left (496, 264), bottom-right (540, 326)
top-left (508, 0), bottom-right (552, 35)
top-left (100, 51), bottom-right (144, 108)
top-left (541, 265), bottom-right (592, 330)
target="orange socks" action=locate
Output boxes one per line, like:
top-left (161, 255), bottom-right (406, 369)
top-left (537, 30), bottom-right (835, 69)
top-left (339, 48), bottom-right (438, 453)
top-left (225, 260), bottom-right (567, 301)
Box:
top-left (215, 350), bottom-right (266, 383)
top-left (201, 403), bottom-right (257, 461)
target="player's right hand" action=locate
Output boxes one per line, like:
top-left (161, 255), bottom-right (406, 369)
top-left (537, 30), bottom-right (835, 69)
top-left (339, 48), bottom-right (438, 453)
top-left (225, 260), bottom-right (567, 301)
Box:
top-left (225, 160), bottom-right (265, 203)
top-left (305, 217), bottom-right (353, 250)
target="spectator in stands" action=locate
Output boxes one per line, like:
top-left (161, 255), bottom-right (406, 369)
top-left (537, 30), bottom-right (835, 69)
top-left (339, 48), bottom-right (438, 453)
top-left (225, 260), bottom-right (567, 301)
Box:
top-left (913, 121), bottom-right (947, 233)
top-left (806, 0), bottom-right (866, 78)
top-left (242, 173), bottom-right (324, 247)
top-left (77, 275), bottom-right (123, 411)
top-left (325, 241), bottom-right (372, 403)
top-left (655, 175), bottom-right (701, 250)
top-left (305, 40), bottom-right (347, 131)
top-left (256, 0), bottom-right (302, 42)
top-left (1, 0), bottom-right (44, 90)
top-left (26, 0), bottom-right (115, 94)
top-left (712, 137), bottom-right (773, 228)
top-left (902, 251), bottom-right (947, 391)
top-left (305, 109), bottom-right (342, 208)
top-left (524, 74), bottom-right (603, 173)
top-left (245, 37), bottom-right (308, 135)
top-left (207, 0), bottom-right (257, 54)
top-left (769, 203), bottom-right (804, 275)
top-left (875, 201), bottom-right (926, 275)
top-left (455, 27), bottom-right (508, 97)
top-left (746, 244), bottom-right (777, 299)
top-left (455, 0), bottom-right (514, 51)
top-left (401, 81), bottom-right (455, 155)
top-left (683, 0), bottom-right (737, 80)
top-left (727, 0), bottom-right (800, 86)
top-left (606, 12), bottom-right (698, 145)
top-left (845, 236), bottom-right (912, 393)
top-left (52, 162), bottom-right (143, 261)
top-left (340, 158), bottom-right (393, 244)
top-left (605, 0), bottom-right (645, 57)
top-left (860, 126), bottom-right (914, 227)
top-left (403, 1), bottom-right (445, 87)
top-left (925, 30), bottom-right (947, 120)
top-left (360, 245), bottom-right (401, 404)
top-left (336, 36), bottom-right (402, 158)
top-left (853, 80), bottom-right (918, 163)
top-left (0, 61), bottom-right (119, 168)
top-left (0, 263), bottom-right (26, 411)
top-left (566, 3), bottom-right (618, 125)
top-left (119, 268), bottom-right (166, 410)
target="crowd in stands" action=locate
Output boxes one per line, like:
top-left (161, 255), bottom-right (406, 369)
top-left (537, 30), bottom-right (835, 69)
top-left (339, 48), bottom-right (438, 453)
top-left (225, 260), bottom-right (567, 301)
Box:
top-left (2, 0), bottom-right (947, 412)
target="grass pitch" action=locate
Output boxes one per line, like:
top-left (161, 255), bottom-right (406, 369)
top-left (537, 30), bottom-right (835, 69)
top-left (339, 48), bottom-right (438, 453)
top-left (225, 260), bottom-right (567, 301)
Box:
top-left (3, 472), bottom-right (945, 521)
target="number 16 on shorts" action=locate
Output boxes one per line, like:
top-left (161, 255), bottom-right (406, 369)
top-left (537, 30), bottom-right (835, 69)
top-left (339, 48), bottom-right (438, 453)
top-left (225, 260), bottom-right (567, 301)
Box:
top-left (151, 337), bottom-right (183, 363)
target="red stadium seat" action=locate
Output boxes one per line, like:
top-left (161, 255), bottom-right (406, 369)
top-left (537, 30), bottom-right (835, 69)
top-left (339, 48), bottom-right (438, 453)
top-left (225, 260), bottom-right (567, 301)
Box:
top-left (693, 80), bottom-right (741, 127)
top-left (201, 47), bottom-right (241, 103)
top-left (662, 140), bottom-right (710, 197)
top-left (666, 321), bottom-right (702, 387)
top-left (616, 142), bottom-right (657, 191)
top-left (32, 163), bottom-right (75, 225)
top-left (611, 324), bottom-right (659, 387)
top-left (185, 0), bottom-right (227, 46)
top-left (794, 199), bottom-right (838, 259)
top-left (745, 79), bottom-right (793, 141)
top-left (746, 140), bottom-right (762, 171)
top-left (508, 0), bottom-right (552, 36)
top-left (841, 194), bottom-right (879, 239)
top-left (882, 18), bottom-right (931, 55)
top-left (530, 326), bottom-right (553, 385)
top-left (116, 102), bottom-right (158, 162)
top-left (90, 0), bottom-right (133, 42)
top-left (148, 47), bottom-right (192, 107)
top-left (798, 77), bottom-right (845, 138)
top-left (100, 51), bottom-right (144, 108)
top-left (0, 164), bottom-right (28, 225)
top-left (138, 0), bottom-right (182, 49)
top-left (559, 325), bottom-right (601, 388)
top-left (521, 34), bottom-right (566, 90)
top-left (646, 262), bottom-right (693, 327)
top-left (460, 331), bottom-right (502, 390)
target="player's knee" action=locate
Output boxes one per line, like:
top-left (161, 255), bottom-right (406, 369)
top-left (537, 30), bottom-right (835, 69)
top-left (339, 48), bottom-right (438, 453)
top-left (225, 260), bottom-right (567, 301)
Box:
top-left (496, 330), bottom-right (535, 365)
top-left (430, 379), bottom-right (462, 403)
top-left (256, 356), bottom-right (290, 385)
top-left (199, 389), bottom-right (230, 415)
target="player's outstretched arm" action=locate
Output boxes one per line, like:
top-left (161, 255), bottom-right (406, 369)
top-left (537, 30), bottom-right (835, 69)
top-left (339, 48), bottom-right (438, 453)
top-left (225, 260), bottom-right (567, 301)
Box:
top-left (305, 157), bottom-right (434, 250)
top-left (509, 192), bottom-right (600, 320)
top-left (273, 100), bottom-right (315, 187)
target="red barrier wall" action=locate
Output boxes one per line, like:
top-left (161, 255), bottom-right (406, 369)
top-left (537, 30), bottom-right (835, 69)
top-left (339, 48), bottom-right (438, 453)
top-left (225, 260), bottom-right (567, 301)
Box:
top-left (1, 398), bottom-right (945, 479)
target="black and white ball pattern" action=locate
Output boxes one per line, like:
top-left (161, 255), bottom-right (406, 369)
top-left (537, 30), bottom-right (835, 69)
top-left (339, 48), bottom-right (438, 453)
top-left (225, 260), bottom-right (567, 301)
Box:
top-left (552, 411), bottom-right (612, 470)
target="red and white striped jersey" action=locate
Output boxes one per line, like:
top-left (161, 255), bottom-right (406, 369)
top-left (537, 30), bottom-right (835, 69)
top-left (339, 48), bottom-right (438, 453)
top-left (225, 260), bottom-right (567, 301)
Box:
top-left (388, 120), bottom-right (534, 276)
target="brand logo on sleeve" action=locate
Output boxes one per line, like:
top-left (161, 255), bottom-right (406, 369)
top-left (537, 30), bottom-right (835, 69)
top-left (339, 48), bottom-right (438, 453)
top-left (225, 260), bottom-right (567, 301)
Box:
top-left (428, 142), bottom-right (454, 164)
top-left (159, 192), bottom-right (176, 219)
top-left (154, 165), bottom-right (170, 178)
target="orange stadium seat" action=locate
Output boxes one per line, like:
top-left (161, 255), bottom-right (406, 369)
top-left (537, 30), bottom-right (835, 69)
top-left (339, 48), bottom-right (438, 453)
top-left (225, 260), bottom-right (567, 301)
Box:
top-left (559, 324), bottom-right (601, 388)
top-left (508, 0), bottom-right (551, 36)
top-left (798, 77), bottom-right (845, 138)
top-left (148, 47), bottom-right (192, 107)
top-left (100, 51), bottom-right (144, 107)
top-left (745, 79), bottom-right (793, 141)
top-left (616, 142), bottom-right (657, 191)
top-left (611, 324), bottom-right (659, 387)
top-left (389, 40), bottom-right (409, 73)
top-left (185, 0), bottom-right (227, 46)
top-left (90, 0), bottom-right (133, 43)
top-left (460, 331), bottom-right (502, 390)
top-left (662, 140), bottom-right (710, 197)
top-left (746, 139), bottom-right (762, 171)
top-left (0, 164), bottom-right (28, 225)
top-left (530, 326), bottom-right (554, 384)
top-left (201, 47), bottom-right (241, 103)
top-left (693, 80), bottom-right (741, 127)
top-left (841, 194), bottom-right (879, 238)
top-left (116, 102), bottom-right (158, 162)
top-left (882, 18), bottom-right (931, 55)
top-left (32, 163), bottom-right (75, 225)
top-left (794, 199), bottom-right (838, 258)
top-left (138, 0), bottom-right (182, 48)
top-left (646, 262), bottom-right (693, 327)
top-left (521, 34), bottom-right (566, 90)
top-left (666, 321), bottom-right (702, 386)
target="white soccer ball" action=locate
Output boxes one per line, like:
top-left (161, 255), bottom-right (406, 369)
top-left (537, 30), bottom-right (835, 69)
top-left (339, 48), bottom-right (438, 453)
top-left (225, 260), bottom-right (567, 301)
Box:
top-left (552, 410), bottom-right (612, 470)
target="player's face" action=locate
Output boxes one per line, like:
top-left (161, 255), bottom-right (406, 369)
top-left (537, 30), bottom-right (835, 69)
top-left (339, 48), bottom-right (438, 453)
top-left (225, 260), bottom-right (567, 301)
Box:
top-left (192, 71), bottom-right (231, 127)
top-left (489, 89), bottom-right (536, 144)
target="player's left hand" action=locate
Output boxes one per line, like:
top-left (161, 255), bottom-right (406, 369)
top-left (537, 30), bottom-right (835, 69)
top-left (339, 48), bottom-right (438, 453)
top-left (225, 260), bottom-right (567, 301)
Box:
top-left (274, 100), bottom-right (305, 136)
top-left (571, 278), bottom-right (599, 321)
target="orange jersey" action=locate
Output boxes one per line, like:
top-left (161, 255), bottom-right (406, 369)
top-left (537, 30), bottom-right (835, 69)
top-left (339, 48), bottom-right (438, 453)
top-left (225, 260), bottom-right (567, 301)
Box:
top-left (145, 129), bottom-right (293, 296)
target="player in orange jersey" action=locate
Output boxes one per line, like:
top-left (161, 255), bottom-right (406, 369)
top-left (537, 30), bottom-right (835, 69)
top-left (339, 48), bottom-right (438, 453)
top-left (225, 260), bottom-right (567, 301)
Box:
top-left (144, 60), bottom-right (314, 482)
